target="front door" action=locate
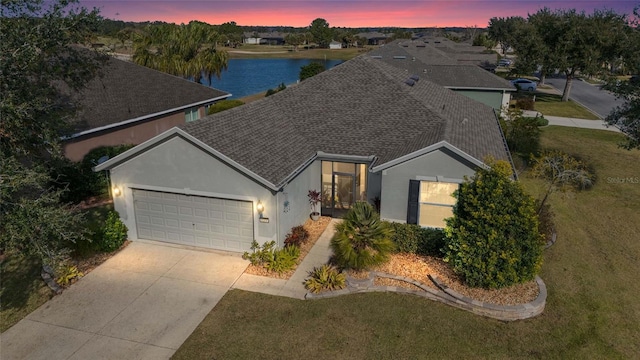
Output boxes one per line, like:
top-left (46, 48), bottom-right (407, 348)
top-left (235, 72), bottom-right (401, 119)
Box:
top-left (332, 173), bottom-right (356, 217)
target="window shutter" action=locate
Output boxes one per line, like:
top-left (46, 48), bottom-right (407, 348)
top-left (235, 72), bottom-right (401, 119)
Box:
top-left (407, 180), bottom-right (420, 224)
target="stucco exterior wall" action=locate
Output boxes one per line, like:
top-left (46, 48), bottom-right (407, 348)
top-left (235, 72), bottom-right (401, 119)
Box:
top-left (109, 136), bottom-right (277, 245)
top-left (277, 160), bottom-right (321, 244)
top-left (64, 107), bottom-right (206, 162)
top-left (379, 148), bottom-right (477, 223)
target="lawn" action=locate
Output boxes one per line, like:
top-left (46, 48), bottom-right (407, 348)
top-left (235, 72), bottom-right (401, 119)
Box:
top-left (228, 44), bottom-right (366, 61)
top-left (173, 126), bottom-right (640, 359)
top-left (533, 93), bottom-right (601, 120)
top-left (0, 203), bottom-right (114, 332)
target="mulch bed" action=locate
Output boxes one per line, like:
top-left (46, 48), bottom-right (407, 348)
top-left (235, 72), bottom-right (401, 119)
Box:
top-left (243, 216), bottom-right (332, 280)
top-left (369, 253), bottom-right (539, 305)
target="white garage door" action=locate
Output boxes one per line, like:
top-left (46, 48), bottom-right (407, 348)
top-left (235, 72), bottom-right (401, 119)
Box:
top-left (132, 189), bottom-right (254, 252)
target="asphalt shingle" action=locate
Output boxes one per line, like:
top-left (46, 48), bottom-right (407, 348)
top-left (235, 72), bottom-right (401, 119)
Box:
top-left (182, 55), bottom-right (510, 187)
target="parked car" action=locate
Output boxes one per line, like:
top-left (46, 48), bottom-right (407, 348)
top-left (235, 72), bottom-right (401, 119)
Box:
top-left (498, 59), bottom-right (512, 67)
top-left (510, 78), bottom-right (537, 92)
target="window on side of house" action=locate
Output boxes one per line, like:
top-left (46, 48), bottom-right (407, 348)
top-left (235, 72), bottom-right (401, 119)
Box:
top-left (407, 180), bottom-right (458, 228)
top-left (185, 107), bottom-right (200, 122)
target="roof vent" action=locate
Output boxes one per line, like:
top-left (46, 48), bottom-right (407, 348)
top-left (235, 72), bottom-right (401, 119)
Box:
top-left (435, 41), bottom-right (441, 44)
top-left (371, 55), bottom-right (382, 59)
top-left (401, 44), bottom-right (408, 47)
top-left (410, 74), bottom-right (420, 81)
top-left (404, 78), bottom-right (416, 86)
top-left (416, 44), bottom-right (426, 47)
top-left (393, 55), bottom-right (407, 60)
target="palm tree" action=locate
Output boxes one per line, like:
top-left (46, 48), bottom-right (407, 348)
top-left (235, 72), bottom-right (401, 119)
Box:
top-left (132, 22), bottom-right (228, 83)
top-left (330, 202), bottom-right (394, 270)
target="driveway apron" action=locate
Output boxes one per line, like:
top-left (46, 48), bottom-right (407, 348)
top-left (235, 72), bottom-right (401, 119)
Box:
top-left (1, 241), bottom-right (248, 360)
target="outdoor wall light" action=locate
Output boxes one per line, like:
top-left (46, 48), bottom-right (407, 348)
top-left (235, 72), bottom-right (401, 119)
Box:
top-left (256, 201), bottom-right (265, 217)
top-left (112, 186), bottom-right (122, 197)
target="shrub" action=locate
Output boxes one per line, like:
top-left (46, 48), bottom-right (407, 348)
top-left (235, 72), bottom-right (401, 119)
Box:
top-left (56, 264), bottom-right (83, 286)
top-left (515, 96), bottom-right (535, 110)
top-left (99, 211), bottom-right (128, 252)
top-left (284, 225), bottom-right (309, 247)
top-left (265, 245), bottom-right (300, 274)
top-left (207, 99), bottom-right (244, 115)
top-left (242, 240), bottom-right (276, 266)
top-left (444, 160), bottom-right (544, 289)
top-left (330, 202), bottom-right (395, 270)
top-left (304, 265), bottom-right (346, 293)
top-left (416, 227), bottom-right (446, 257)
top-left (388, 222), bottom-right (420, 253)
top-left (299, 62), bottom-right (325, 81)
top-left (500, 109), bottom-right (541, 156)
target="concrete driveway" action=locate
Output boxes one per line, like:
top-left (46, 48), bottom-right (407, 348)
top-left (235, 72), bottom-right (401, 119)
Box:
top-left (1, 241), bottom-right (248, 360)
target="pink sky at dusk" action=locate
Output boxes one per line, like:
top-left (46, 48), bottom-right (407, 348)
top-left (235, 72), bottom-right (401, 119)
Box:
top-left (84, 1), bottom-right (636, 28)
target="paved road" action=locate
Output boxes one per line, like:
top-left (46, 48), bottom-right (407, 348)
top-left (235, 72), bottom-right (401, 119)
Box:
top-left (542, 77), bottom-right (622, 119)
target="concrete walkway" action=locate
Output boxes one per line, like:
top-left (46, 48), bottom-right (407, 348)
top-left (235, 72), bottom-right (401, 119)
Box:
top-left (0, 242), bottom-right (249, 360)
top-left (231, 219), bottom-right (338, 299)
top-left (1, 221), bottom-right (338, 359)
top-left (521, 110), bottom-right (620, 133)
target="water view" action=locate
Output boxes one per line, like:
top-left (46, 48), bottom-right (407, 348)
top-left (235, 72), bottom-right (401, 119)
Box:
top-left (203, 58), bottom-right (343, 99)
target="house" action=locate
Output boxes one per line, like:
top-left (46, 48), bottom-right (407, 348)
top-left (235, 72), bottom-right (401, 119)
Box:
top-left (369, 40), bottom-right (514, 110)
top-left (329, 41), bottom-right (343, 49)
top-left (243, 32), bottom-right (286, 45)
top-left (355, 32), bottom-right (389, 45)
top-left (95, 55), bottom-right (512, 254)
top-left (63, 56), bottom-right (230, 162)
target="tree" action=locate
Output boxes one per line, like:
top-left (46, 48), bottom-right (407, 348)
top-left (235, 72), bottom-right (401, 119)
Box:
top-left (330, 202), bottom-right (394, 270)
top-left (207, 99), bottom-right (245, 115)
top-left (284, 33), bottom-right (304, 51)
top-left (488, 16), bottom-right (525, 55)
top-left (530, 151), bottom-right (595, 212)
top-left (499, 108), bottom-right (541, 156)
top-left (217, 21), bottom-right (243, 47)
top-left (133, 21), bottom-right (228, 83)
top-left (299, 62), bottom-right (325, 81)
top-left (603, 8), bottom-right (640, 150)
top-left (1, 0), bottom-right (103, 265)
top-left (472, 32), bottom-right (496, 50)
top-left (444, 160), bottom-right (544, 289)
top-left (309, 18), bottom-right (333, 48)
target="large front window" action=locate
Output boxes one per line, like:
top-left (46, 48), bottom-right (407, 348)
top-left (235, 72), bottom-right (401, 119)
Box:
top-left (418, 181), bottom-right (458, 228)
top-left (321, 161), bottom-right (367, 217)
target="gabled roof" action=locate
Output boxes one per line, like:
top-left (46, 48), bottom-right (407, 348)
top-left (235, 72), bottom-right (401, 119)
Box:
top-left (175, 55), bottom-right (510, 188)
top-left (369, 43), bottom-right (513, 90)
top-left (68, 56), bottom-right (230, 135)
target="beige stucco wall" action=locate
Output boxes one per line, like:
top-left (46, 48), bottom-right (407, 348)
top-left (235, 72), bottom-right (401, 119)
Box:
top-left (64, 107), bottom-right (206, 162)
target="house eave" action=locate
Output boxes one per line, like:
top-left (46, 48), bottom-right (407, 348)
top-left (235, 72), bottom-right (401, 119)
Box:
top-left (93, 127), bottom-right (279, 192)
top-left (371, 141), bottom-right (485, 172)
top-left (444, 86), bottom-right (515, 92)
top-left (65, 93), bottom-right (231, 140)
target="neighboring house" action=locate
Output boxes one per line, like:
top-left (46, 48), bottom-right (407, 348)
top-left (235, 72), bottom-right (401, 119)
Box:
top-left (243, 32), bottom-right (286, 45)
top-left (356, 32), bottom-right (389, 45)
top-left (63, 56), bottom-right (230, 161)
top-left (95, 55), bottom-right (511, 254)
top-left (329, 41), bottom-right (343, 49)
top-left (369, 40), bottom-right (514, 110)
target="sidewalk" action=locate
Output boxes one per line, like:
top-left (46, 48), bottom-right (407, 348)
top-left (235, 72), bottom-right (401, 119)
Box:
top-left (521, 110), bottom-right (620, 133)
top-left (231, 219), bottom-right (338, 299)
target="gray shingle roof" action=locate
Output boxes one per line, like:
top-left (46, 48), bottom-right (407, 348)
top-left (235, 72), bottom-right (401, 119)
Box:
top-left (71, 57), bottom-right (229, 133)
top-left (369, 41), bottom-right (512, 90)
top-left (181, 55), bottom-right (510, 187)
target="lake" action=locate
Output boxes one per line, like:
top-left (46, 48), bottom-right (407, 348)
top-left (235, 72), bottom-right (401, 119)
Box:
top-left (202, 58), bottom-right (343, 99)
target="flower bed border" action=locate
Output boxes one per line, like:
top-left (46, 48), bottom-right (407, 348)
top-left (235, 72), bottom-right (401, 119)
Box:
top-left (306, 272), bottom-right (547, 321)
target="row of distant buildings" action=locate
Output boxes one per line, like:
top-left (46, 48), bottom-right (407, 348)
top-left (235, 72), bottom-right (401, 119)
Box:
top-left (244, 31), bottom-right (412, 47)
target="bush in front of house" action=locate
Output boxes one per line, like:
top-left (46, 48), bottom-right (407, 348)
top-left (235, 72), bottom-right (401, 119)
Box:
top-left (444, 160), bottom-right (544, 289)
top-left (499, 109), bottom-right (541, 156)
top-left (387, 222), bottom-right (446, 257)
top-left (284, 225), bottom-right (309, 247)
top-left (330, 202), bottom-right (394, 270)
top-left (416, 227), bottom-right (446, 257)
top-left (242, 240), bottom-right (300, 274)
top-left (98, 211), bottom-right (128, 252)
top-left (304, 265), bottom-right (346, 293)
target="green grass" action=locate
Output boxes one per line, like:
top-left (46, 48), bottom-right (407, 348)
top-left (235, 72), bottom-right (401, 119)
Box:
top-left (0, 203), bottom-right (114, 333)
top-left (173, 126), bottom-right (640, 359)
top-left (0, 256), bottom-right (54, 332)
top-left (533, 93), bottom-right (601, 120)
top-left (228, 45), bottom-right (366, 61)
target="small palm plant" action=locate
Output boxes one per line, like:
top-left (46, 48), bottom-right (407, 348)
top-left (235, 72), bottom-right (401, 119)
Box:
top-left (330, 202), bottom-right (395, 270)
